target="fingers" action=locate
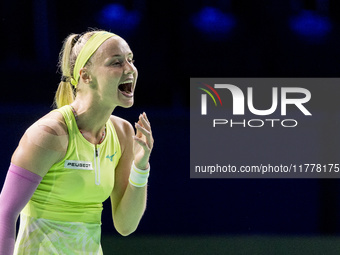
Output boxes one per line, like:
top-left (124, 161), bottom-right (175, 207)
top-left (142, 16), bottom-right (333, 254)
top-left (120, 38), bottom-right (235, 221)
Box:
top-left (138, 112), bottom-right (151, 131)
top-left (133, 136), bottom-right (151, 153)
top-left (134, 123), bottom-right (153, 149)
top-left (133, 113), bottom-right (154, 168)
top-left (142, 112), bottom-right (150, 126)
top-left (135, 122), bottom-right (149, 138)
top-left (134, 112), bottom-right (154, 150)
top-left (135, 113), bottom-right (151, 137)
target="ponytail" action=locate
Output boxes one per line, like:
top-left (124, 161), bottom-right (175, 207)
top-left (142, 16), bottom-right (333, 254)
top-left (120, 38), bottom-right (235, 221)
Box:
top-left (54, 30), bottom-right (107, 108)
top-left (54, 80), bottom-right (75, 109)
top-left (54, 34), bottom-right (79, 108)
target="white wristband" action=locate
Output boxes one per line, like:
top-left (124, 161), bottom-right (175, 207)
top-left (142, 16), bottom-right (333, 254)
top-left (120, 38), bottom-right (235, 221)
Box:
top-left (129, 161), bottom-right (150, 187)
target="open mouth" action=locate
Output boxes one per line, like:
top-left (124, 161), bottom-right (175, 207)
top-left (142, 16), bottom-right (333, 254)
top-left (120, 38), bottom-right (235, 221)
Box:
top-left (118, 80), bottom-right (134, 97)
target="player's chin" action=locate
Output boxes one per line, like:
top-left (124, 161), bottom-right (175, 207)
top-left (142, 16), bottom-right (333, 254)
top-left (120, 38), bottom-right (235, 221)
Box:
top-left (119, 99), bottom-right (134, 108)
top-left (117, 90), bottom-right (134, 108)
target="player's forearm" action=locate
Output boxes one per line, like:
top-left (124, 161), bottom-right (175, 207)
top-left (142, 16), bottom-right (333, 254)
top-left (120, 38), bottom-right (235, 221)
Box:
top-left (113, 184), bottom-right (147, 236)
top-left (0, 164), bottom-right (43, 254)
top-left (0, 208), bottom-right (17, 255)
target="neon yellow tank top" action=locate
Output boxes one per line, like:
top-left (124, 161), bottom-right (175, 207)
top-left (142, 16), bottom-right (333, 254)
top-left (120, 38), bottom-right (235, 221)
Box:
top-left (22, 105), bottom-right (121, 224)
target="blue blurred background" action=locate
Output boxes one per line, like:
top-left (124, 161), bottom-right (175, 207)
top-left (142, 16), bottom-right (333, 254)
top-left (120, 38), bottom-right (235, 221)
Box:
top-left (2, 0), bottom-right (340, 254)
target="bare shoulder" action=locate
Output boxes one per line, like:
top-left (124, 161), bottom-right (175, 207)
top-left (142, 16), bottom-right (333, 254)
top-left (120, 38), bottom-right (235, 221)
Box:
top-left (110, 115), bottom-right (134, 134)
top-left (34, 110), bottom-right (68, 135)
top-left (23, 111), bottom-right (68, 152)
top-left (11, 110), bottom-right (69, 177)
top-left (109, 115), bottom-right (134, 151)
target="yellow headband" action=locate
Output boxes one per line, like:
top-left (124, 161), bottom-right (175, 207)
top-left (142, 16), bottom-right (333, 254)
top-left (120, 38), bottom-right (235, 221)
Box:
top-left (71, 32), bottom-right (116, 87)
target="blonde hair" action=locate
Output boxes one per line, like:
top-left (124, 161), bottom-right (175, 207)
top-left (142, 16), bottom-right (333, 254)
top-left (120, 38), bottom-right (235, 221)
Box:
top-left (54, 30), bottom-right (100, 108)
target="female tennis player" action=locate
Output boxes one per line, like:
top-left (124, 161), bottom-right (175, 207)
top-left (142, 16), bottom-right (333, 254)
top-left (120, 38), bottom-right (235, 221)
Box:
top-left (0, 29), bottom-right (153, 254)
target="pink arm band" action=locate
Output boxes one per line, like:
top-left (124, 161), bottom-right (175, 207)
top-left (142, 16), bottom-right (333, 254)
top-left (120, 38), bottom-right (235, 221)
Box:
top-left (0, 163), bottom-right (42, 255)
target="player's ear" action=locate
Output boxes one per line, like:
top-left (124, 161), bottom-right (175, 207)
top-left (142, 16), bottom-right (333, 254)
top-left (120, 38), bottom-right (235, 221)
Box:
top-left (79, 67), bottom-right (92, 84)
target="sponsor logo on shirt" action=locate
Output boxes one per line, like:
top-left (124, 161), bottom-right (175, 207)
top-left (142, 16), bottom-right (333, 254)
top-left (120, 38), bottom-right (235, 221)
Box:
top-left (64, 160), bottom-right (93, 170)
top-left (106, 151), bottom-right (117, 162)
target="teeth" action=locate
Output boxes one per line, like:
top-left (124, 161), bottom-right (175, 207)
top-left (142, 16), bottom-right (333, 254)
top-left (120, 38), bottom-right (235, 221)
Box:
top-left (119, 80), bottom-right (133, 85)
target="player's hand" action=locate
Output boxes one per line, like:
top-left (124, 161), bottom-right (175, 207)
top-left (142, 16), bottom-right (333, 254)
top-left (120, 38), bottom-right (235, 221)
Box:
top-left (133, 112), bottom-right (154, 169)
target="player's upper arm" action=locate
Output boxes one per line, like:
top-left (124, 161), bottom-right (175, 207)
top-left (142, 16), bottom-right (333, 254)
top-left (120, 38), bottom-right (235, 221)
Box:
top-left (109, 116), bottom-right (135, 212)
top-left (11, 114), bottom-right (68, 178)
top-left (110, 115), bottom-right (135, 160)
